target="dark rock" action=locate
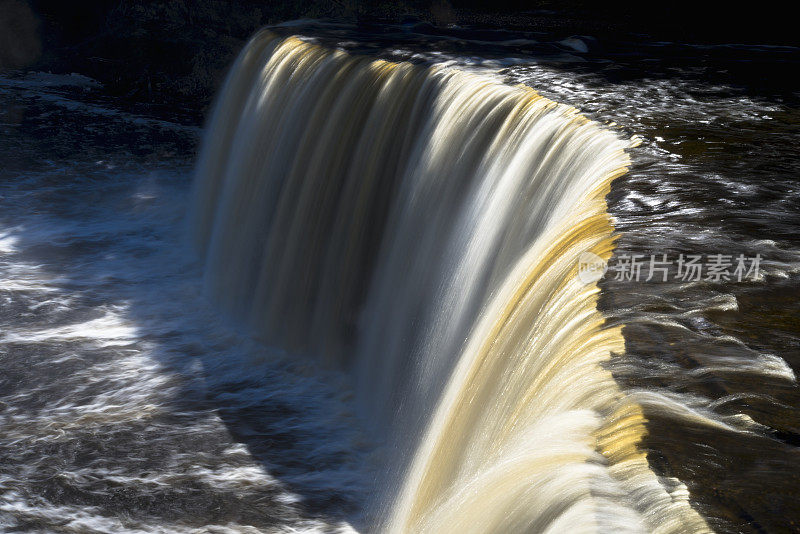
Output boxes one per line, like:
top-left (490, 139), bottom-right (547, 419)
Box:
top-left (0, 0), bottom-right (42, 70)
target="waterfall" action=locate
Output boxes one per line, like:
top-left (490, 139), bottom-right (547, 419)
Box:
top-left (191, 31), bottom-right (711, 533)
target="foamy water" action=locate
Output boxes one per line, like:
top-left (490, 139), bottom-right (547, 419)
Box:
top-left (0, 73), bottom-right (366, 533)
top-left (1, 22), bottom-right (799, 533)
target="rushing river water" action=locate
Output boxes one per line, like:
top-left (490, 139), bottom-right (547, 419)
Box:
top-left (1, 21), bottom-right (799, 534)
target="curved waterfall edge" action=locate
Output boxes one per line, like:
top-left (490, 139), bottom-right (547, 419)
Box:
top-left (189, 31), bottom-right (713, 534)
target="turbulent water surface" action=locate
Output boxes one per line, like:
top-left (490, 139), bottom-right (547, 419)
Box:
top-left (1, 22), bottom-right (799, 534)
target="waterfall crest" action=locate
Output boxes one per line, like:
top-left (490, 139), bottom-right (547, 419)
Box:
top-left (191, 32), bottom-right (710, 533)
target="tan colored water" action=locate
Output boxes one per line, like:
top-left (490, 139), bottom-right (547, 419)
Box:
top-left (192, 33), bottom-right (711, 533)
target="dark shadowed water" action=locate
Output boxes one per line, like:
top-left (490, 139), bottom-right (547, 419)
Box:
top-left (1, 22), bottom-right (799, 533)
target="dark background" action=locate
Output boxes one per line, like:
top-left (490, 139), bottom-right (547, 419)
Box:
top-left (2, 0), bottom-right (798, 109)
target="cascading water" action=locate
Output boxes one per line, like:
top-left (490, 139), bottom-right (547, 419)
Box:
top-left (191, 32), bottom-right (711, 533)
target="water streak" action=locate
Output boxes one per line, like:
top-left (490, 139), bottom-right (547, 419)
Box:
top-left (192, 32), bottom-right (710, 533)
